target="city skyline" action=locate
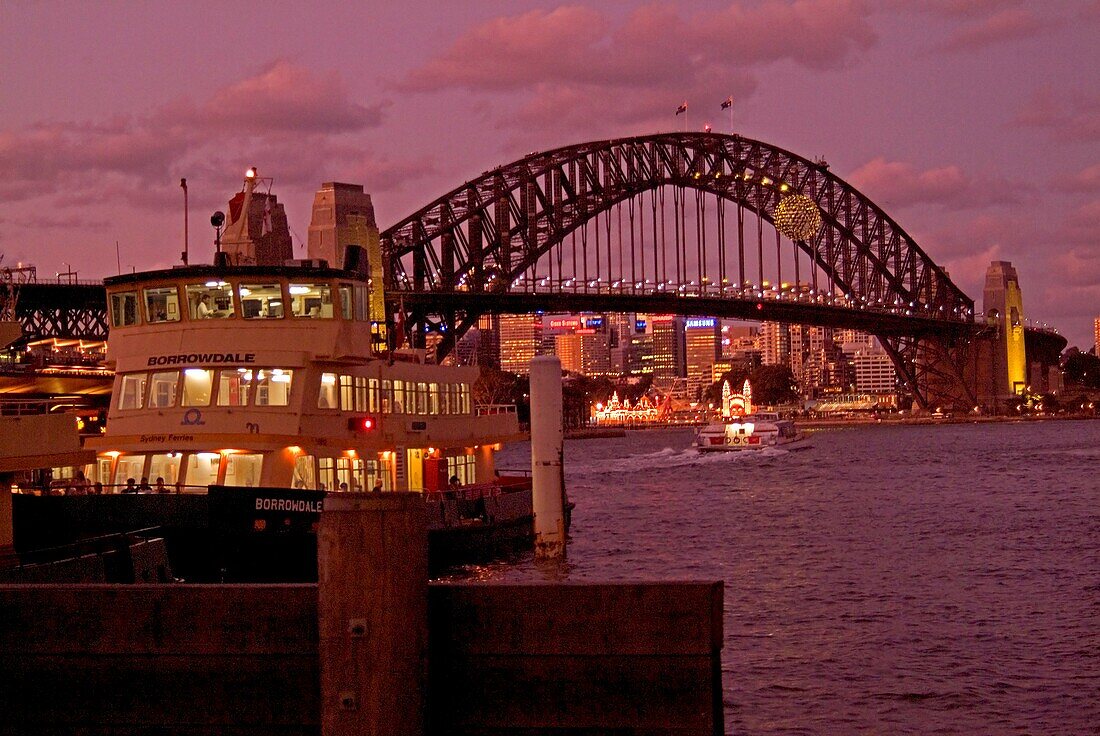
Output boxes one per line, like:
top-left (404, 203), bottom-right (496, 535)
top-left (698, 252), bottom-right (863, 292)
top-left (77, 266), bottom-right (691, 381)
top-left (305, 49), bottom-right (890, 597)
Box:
top-left (1, 1), bottom-right (1098, 347)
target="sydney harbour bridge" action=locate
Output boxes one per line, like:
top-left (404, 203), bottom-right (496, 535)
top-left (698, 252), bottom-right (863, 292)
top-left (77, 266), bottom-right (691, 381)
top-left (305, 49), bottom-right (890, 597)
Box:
top-left (2, 132), bottom-right (1065, 410)
top-left (381, 132), bottom-right (1062, 410)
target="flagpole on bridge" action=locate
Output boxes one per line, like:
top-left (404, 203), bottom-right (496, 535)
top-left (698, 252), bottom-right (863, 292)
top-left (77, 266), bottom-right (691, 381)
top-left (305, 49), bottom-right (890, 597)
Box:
top-left (721, 96), bottom-right (734, 134)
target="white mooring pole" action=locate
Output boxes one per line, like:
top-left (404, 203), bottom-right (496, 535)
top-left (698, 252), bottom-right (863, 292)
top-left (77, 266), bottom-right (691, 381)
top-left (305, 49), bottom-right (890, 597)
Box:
top-left (529, 354), bottom-right (566, 560)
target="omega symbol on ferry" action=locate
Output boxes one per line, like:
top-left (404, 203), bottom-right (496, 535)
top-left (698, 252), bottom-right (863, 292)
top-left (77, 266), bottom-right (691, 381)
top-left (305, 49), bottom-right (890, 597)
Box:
top-left (181, 408), bottom-right (205, 426)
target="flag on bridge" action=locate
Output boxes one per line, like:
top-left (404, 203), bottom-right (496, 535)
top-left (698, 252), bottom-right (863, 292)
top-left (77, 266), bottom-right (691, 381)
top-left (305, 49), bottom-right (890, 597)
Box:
top-left (675, 102), bottom-right (687, 115)
top-left (720, 96), bottom-right (733, 110)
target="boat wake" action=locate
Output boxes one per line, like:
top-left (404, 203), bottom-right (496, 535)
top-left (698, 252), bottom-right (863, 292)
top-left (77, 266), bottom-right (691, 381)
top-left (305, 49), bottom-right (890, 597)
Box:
top-left (571, 445), bottom-right (790, 476)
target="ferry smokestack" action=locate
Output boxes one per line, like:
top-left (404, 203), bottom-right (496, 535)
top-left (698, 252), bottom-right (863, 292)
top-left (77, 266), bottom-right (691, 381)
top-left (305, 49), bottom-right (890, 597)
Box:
top-left (530, 355), bottom-right (567, 560)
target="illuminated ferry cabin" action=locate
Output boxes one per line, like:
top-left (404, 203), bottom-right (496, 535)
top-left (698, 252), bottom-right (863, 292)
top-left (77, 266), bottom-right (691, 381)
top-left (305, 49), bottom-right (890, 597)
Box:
top-left (88, 260), bottom-right (521, 494)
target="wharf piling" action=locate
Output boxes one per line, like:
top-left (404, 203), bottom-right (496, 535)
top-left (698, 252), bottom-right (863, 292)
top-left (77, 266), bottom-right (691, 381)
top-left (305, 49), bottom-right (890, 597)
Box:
top-left (318, 492), bottom-right (428, 736)
top-left (529, 354), bottom-right (567, 559)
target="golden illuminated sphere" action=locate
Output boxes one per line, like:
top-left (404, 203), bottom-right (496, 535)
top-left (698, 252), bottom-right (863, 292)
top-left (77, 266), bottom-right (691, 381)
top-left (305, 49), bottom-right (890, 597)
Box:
top-left (773, 194), bottom-right (822, 241)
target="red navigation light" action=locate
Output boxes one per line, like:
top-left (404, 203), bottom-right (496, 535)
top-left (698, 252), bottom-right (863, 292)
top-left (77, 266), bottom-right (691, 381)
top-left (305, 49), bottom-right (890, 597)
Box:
top-left (756, 302), bottom-right (764, 311)
top-left (348, 417), bottom-right (376, 432)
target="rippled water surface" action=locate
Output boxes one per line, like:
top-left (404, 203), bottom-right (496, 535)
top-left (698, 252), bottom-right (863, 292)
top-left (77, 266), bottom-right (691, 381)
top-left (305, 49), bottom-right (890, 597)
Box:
top-left (470, 421), bottom-right (1100, 735)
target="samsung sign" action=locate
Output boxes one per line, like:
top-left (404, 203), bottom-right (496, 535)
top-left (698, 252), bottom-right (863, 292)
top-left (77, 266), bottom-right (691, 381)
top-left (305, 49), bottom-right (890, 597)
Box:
top-left (685, 318), bottom-right (717, 329)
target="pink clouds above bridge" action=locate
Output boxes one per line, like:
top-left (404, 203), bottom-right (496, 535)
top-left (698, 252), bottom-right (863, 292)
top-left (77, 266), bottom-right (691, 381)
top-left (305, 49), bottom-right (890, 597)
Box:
top-left (0, 0), bottom-right (1097, 346)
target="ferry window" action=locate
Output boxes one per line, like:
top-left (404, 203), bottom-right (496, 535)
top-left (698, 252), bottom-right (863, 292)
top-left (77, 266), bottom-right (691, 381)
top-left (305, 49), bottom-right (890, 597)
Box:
top-left (186, 282), bottom-right (235, 320)
top-left (254, 368), bottom-right (293, 406)
top-left (368, 378), bottom-right (380, 412)
top-left (217, 368), bottom-right (252, 406)
top-left (224, 453), bottom-right (262, 487)
top-left (109, 292), bottom-right (140, 328)
top-left (335, 457), bottom-right (362, 491)
top-left (144, 287), bottom-right (181, 324)
top-left (113, 455), bottom-right (146, 489)
top-left (338, 284), bottom-right (354, 320)
top-left (392, 380), bottom-right (406, 414)
top-left (289, 283), bottom-right (333, 318)
top-left (318, 457), bottom-right (336, 491)
top-left (181, 368), bottom-right (214, 406)
top-left (185, 452), bottom-right (221, 490)
top-left (354, 376), bottom-right (368, 412)
top-left (118, 373), bottom-right (147, 410)
top-left (344, 458), bottom-right (366, 491)
top-left (354, 285), bottom-right (370, 321)
top-left (381, 380), bottom-right (392, 413)
top-left (318, 373), bottom-right (338, 409)
top-left (429, 383), bottom-right (440, 415)
top-left (447, 455), bottom-right (476, 486)
top-left (148, 371), bottom-right (179, 408)
top-left (460, 383), bottom-right (471, 414)
top-left (148, 454), bottom-right (182, 486)
top-left (440, 384), bottom-right (450, 414)
top-left (293, 455), bottom-right (316, 490)
top-left (370, 457), bottom-right (393, 491)
top-left (239, 283), bottom-right (283, 319)
top-left (96, 457), bottom-right (113, 485)
top-left (339, 375), bottom-right (353, 410)
top-left (417, 382), bottom-right (429, 415)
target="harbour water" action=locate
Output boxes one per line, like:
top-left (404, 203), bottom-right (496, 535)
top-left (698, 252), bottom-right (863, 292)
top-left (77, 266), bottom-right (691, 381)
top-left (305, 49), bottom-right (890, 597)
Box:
top-left (468, 421), bottom-right (1100, 734)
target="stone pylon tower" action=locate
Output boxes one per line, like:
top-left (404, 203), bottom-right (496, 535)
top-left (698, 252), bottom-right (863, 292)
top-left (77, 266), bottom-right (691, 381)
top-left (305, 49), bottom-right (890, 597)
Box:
top-left (983, 261), bottom-right (1027, 397)
top-left (307, 182), bottom-right (377, 267)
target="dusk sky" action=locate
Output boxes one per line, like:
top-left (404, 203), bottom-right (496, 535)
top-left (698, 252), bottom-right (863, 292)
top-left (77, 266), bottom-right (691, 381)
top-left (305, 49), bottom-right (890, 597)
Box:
top-left (1, 1), bottom-right (1097, 346)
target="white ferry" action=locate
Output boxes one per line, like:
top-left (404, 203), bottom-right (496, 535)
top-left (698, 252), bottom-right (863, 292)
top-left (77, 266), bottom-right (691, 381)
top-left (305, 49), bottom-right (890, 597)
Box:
top-left (13, 173), bottom-right (551, 577)
top-left (694, 378), bottom-right (807, 451)
top-left (694, 412), bottom-right (806, 451)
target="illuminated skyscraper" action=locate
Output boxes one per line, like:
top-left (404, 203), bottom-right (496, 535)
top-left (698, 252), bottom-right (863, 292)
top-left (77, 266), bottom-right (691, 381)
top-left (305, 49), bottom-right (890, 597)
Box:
top-left (498, 314), bottom-right (542, 374)
top-left (1094, 316), bottom-right (1099, 355)
top-left (650, 316), bottom-right (685, 379)
top-left (684, 318), bottom-right (720, 383)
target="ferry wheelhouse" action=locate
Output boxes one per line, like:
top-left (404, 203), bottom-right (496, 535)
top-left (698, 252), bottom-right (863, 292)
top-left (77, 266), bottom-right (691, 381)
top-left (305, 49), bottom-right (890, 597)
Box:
top-left (86, 262), bottom-right (521, 497)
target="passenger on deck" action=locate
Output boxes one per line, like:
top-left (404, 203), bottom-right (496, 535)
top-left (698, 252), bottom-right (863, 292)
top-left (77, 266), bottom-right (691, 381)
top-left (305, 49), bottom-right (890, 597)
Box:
top-left (196, 294), bottom-right (214, 319)
top-left (92, 482), bottom-right (104, 495)
top-left (371, 479), bottom-right (383, 493)
top-left (339, 482), bottom-right (349, 492)
top-left (155, 477), bottom-right (169, 494)
top-left (138, 477), bottom-right (152, 493)
top-left (449, 475), bottom-right (461, 491)
top-left (123, 478), bottom-right (138, 494)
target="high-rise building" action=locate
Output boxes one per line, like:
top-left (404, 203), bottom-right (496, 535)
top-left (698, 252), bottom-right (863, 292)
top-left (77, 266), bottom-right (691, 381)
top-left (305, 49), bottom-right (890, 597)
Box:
top-left (650, 316), bottom-right (685, 379)
top-left (476, 314), bottom-right (500, 368)
top-left (759, 322), bottom-right (791, 366)
top-left (684, 317), bottom-right (720, 384)
top-left (1094, 316), bottom-right (1100, 355)
top-left (498, 315), bottom-right (542, 374)
top-left (853, 350), bottom-right (897, 393)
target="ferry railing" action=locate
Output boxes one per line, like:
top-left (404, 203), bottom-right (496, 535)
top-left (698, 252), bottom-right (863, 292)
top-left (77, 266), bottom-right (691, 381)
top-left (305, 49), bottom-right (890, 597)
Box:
top-left (15, 526), bottom-right (163, 567)
top-left (474, 404), bottom-right (517, 416)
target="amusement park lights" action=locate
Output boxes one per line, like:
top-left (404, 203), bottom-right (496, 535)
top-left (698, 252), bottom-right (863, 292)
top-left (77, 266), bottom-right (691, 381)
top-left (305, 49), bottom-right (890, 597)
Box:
top-left (773, 194), bottom-right (822, 241)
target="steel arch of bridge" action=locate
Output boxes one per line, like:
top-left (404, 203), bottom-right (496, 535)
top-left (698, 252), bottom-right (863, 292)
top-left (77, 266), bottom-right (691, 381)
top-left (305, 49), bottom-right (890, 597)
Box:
top-left (380, 132), bottom-right (978, 407)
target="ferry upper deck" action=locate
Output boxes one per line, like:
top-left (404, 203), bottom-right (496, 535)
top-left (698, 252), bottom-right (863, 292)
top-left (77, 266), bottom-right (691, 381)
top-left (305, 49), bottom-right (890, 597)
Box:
top-left (84, 262), bottom-right (521, 494)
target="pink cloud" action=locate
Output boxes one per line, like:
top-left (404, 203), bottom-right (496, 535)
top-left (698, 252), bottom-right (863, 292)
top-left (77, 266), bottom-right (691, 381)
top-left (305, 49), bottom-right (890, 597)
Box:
top-left (939, 8), bottom-right (1057, 51)
top-left (401, 1), bottom-right (873, 137)
top-left (0, 62), bottom-right (402, 205)
top-left (1015, 88), bottom-right (1100, 142)
top-left (1054, 163), bottom-right (1100, 193)
top-left (404, 1), bottom-right (874, 94)
top-left (893, 0), bottom-right (1023, 18)
top-left (848, 156), bottom-right (1021, 210)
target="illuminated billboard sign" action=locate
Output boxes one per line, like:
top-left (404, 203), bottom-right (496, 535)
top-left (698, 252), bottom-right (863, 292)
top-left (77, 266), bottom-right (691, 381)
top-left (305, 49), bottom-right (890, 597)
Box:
top-left (685, 318), bottom-right (716, 329)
